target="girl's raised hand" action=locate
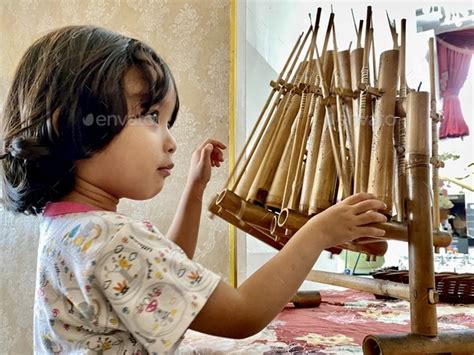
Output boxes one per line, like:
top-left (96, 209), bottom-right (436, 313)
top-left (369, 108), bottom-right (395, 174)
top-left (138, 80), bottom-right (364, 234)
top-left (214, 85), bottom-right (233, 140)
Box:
top-left (187, 139), bottom-right (226, 188)
top-left (301, 192), bottom-right (388, 250)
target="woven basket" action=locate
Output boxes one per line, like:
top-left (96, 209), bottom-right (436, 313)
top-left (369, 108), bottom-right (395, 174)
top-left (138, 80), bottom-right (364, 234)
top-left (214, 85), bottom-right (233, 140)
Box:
top-left (371, 268), bottom-right (474, 304)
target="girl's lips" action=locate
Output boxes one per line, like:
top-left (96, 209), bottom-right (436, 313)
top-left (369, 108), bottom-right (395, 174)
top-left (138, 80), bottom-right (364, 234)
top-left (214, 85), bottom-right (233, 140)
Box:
top-left (157, 163), bottom-right (174, 177)
top-left (157, 168), bottom-right (171, 177)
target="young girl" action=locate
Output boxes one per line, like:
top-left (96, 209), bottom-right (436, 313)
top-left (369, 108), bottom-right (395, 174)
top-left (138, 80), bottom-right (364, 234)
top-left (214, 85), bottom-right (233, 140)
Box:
top-left (1, 26), bottom-right (387, 354)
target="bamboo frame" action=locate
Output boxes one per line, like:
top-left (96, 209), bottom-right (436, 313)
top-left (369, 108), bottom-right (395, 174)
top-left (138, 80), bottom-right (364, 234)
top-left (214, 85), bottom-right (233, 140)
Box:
top-left (209, 6), bottom-right (470, 353)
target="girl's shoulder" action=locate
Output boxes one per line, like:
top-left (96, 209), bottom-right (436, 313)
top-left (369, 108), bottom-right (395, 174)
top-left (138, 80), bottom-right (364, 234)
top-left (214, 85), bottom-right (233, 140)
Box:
top-left (40, 209), bottom-right (167, 261)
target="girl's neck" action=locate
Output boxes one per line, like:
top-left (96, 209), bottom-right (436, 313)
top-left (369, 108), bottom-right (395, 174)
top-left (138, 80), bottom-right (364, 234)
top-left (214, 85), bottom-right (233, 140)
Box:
top-left (60, 175), bottom-right (119, 212)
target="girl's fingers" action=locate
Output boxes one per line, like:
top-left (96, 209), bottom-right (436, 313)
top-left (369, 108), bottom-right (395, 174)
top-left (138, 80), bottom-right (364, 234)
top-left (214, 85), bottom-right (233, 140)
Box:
top-left (199, 139), bottom-right (227, 151)
top-left (356, 211), bottom-right (387, 225)
top-left (201, 143), bottom-right (214, 162)
top-left (357, 226), bottom-right (386, 237)
top-left (353, 199), bottom-right (387, 214)
top-left (343, 192), bottom-right (376, 205)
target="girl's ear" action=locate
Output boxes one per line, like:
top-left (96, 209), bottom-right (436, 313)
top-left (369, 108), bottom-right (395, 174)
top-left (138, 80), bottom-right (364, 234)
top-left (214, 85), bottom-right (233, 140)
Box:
top-left (51, 109), bottom-right (60, 136)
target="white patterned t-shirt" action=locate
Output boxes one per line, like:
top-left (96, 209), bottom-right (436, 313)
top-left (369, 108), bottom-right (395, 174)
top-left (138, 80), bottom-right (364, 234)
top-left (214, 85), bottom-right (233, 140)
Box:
top-left (34, 201), bottom-right (221, 354)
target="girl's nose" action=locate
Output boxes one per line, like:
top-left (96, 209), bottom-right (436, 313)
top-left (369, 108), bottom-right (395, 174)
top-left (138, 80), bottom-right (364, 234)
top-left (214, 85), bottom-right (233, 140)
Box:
top-left (166, 132), bottom-right (177, 154)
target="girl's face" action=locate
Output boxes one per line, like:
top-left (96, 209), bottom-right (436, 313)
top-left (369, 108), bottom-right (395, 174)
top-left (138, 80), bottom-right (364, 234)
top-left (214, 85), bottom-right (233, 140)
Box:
top-left (74, 67), bottom-right (177, 200)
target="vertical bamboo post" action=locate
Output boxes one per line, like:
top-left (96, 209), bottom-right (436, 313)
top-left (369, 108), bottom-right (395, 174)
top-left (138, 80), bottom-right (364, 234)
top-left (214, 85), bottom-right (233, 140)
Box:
top-left (429, 38), bottom-right (441, 230)
top-left (367, 49), bottom-right (399, 215)
top-left (355, 7), bottom-right (373, 193)
top-left (395, 19), bottom-right (407, 222)
top-left (350, 47), bottom-right (364, 160)
top-left (406, 91), bottom-right (438, 336)
top-left (332, 23), bottom-right (354, 198)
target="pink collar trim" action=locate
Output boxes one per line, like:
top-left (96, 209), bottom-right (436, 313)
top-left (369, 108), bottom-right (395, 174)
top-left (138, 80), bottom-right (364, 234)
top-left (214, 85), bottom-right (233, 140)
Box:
top-left (43, 201), bottom-right (100, 217)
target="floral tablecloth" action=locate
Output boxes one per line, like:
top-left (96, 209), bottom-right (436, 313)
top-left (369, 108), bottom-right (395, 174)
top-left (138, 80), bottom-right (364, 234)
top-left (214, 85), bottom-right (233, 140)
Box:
top-left (177, 289), bottom-right (474, 354)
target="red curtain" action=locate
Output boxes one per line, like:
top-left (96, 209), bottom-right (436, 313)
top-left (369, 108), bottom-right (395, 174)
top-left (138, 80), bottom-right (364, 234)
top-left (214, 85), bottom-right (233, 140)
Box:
top-left (437, 28), bottom-right (474, 139)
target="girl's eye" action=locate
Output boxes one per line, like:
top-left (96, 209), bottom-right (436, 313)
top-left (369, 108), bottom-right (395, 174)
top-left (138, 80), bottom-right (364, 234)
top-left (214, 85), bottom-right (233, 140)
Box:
top-left (147, 111), bottom-right (159, 123)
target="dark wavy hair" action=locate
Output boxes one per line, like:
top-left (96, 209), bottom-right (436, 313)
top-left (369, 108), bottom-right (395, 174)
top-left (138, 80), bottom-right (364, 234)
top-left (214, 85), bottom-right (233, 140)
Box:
top-left (0, 25), bottom-right (179, 215)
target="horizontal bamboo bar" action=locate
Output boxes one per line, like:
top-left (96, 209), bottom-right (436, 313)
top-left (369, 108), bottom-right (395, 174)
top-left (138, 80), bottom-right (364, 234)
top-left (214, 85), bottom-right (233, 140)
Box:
top-left (277, 208), bottom-right (451, 247)
top-left (306, 270), bottom-right (410, 300)
top-left (278, 209), bottom-right (387, 256)
top-left (363, 331), bottom-right (474, 355)
top-left (209, 197), bottom-right (283, 250)
top-left (217, 189), bottom-right (274, 230)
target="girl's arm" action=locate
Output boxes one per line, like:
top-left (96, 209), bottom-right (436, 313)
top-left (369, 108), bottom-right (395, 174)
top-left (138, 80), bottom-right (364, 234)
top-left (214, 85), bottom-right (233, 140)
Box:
top-left (166, 139), bottom-right (226, 258)
top-left (190, 193), bottom-right (387, 338)
top-left (166, 182), bottom-right (205, 259)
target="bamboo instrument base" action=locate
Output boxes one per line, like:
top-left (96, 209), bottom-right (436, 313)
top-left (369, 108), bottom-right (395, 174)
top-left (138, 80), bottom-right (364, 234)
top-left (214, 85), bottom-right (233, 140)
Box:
top-left (362, 331), bottom-right (474, 355)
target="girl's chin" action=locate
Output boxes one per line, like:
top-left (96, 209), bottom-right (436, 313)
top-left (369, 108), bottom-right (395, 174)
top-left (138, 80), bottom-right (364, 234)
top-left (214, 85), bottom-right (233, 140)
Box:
top-left (126, 184), bottom-right (164, 200)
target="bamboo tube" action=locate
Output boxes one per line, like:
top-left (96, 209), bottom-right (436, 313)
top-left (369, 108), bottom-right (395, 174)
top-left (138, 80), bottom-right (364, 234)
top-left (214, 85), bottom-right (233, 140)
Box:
top-left (314, 33), bottom-right (349, 196)
top-left (283, 82), bottom-right (313, 209)
top-left (338, 49), bottom-right (355, 153)
top-left (363, 331), bottom-right (474, 355)
top-left (290, 290), bottom-right (321, 308)
top-left (337, 50), bottom-right (355, 188)
top-left (299, 96), bottom-right (325, 213)
top-left (306, 270), bottom-right (410, 300)
top-left (350, 47), bottom-right (364, 158)
top-left (300, 51), bottom-right (334, 213)
top-left (371, 27), bottom-right (377, 87)
top-left (234, 92), bottom-right (289, 199)
top-left (284, 13), bottom-right (325, 211)
top-left (266, 118), bottom-right (298, 209)
top-left (217, 189), bottom-right (274, 230)
top-left (429, 37), bottom-right (441, 230)
top-left (343, 240), bottom-right (387, 257)
top-left (286, 78), bottom-right (318, 210)
top-left (269, 215), bottom-right (288, 238)
top-left (406, 91), bottom-right (437, 337)
top-left (375, 221), bottom-right (451, 247)
top-left (367, 49), bottom-right (399, 215)
top-left (278, 208), bottom-right (309, 230)
top-left (247, 92), bottom-right (302, 204)
top-left (309, 108), bottom-right (338, 214)
top-left (394, 115), bottom-right (407, 222)
top-left (232, 29), bottom-right (311, 198)
top-left (386, 11), bottom-right (398, 50)
top-left (351, 9), bottom-right (363, 50)
top-left (244, 60), bottom-right (310, 206)
top-left (209, 198), bottom-right (283, 250)
top-left (332, 25), bottom-right (354, 198)
top-left (394, 19), bottom-right (407, 222)
top-left (355, 8), bottom-right (373, 193)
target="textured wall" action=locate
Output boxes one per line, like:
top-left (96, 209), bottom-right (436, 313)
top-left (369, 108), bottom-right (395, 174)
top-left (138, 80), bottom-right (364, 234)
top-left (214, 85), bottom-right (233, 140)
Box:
top-left (0, 0), bottom-right (230, 353)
